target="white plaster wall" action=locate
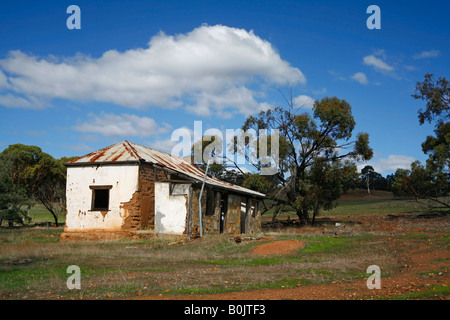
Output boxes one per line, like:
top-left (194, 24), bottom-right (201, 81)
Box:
top-left (65, 164), bottom-right (139, 231)
top-left (154, 182), bottom-right (187, 235)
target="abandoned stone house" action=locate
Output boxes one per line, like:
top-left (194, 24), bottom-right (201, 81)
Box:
top-left (61, 140), bottom-right (265, 240)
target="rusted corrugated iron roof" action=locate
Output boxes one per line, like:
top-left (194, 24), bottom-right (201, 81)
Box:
top-left (67, 140), bottom-right (265, 198)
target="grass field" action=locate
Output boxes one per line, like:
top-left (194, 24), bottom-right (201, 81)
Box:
top-left (27, 203), bottom-right (65, 225)
top-left (270, 189), bottom-right (437, 220)
top-left (0, 189), bottom-right (448, 300)
top-left (0, 229), bottom-right (391, 299)
top-left (23, 189), bottom-right (432, 224)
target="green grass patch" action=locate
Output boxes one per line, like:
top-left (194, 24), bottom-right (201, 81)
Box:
top-left (268, 190), bottom-right (425, 219)
top-left (28, 203), bottom-right (65, 225)
top-left (301, 236), bottom-right (354, 254)
top-left (200, 256), bottom-right (308, 267)
top-left (0, 263), bottom-right (65, 291)
top-left (385, 285), bottom-right (450, 300)
top-left (165, 277), bottom-right (310, 297)
top-left (0, 227), bottom-right (63, 244)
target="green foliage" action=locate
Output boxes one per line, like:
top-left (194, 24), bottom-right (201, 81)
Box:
top-left (0, 167), bottom-right (31, 227)
top-left (360, 165), bottom-right (375, 191)
top-left (421, 121), bottom-right (450, 172)
top-left (412, 73), bottom-right (449, 126)
top-left (340, 161), bottom-right (361, 193)
top-left (242, 173), bottom-right (272, 194)
top-left (354, 133), bottom-right (374, 161)
top-left (402, 73), bottom-right (450, 208)
top-left (241, 95), bottom-right (373, 224)
top-left (0, 149), bottom-right (32, 227)
top-left (360, 165), bottom-right (388, 194)
top-left (392, 161), bottom-right (449, 209)
top-left (412, 73), bottom-right (449, 174)
top-left (294, 159), bottom-right (359, 222)
top-left (312, 97), bottom-right (355, 140)
top-left (0, 144), bottom-right (72, 226)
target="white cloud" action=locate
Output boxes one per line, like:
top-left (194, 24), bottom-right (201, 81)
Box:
top-left (186, 86), bottom-right (270, 118)
top-left (0, 25), bottom-right (305, 116)
top-left (75, 113), bottom-right (171, 137)
top-left (68, 143), bottom-right (92, 152)
top-left (363, 54), bottom-right (394, 72)
top-left (312, 87), bottom-right (327, 95)
top-left (293, 95), bottom-right (315, 109)
top-left (329, 70), bottom-right (368, 85)
top-left (0, 93), bottom-right (46, 109)
top-left (413, 49), bottom-right (440, 59)
top-left (358, 155), bottom-right (415, 174)
top-left (351, 72), bottom-right (368, 85)
top-left (0, 71), bottom-right (9, 89)
top-left (149, 138), bottom-right (180, 154)
top-left (328, 70), bottom-right (348, 82)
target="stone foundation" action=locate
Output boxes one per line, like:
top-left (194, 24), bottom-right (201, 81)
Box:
top-left (60, 229), bottom-right (157, 241)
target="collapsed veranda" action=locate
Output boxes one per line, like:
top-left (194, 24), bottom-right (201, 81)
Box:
top-left (61, 140), bottom-right (265, 240)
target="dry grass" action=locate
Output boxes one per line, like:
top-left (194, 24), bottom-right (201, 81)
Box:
top-left (0, 228), bottom-right (382, 299)
top-left (1, 205), bottom-right (448, 300)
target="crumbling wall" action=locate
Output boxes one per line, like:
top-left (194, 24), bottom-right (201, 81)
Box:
top-left (188, 187), bottom-right (207, 236)
top-left (202, 191), bottom-right (221, 233)
top-left (246, 199), bottom-right (262, 234)
top-left (64, 164), bottom-right (139, 232)
top-left (187, 187), bottom-right (262, 236)
top-left (121, 163), bottom-right (166, 231)
top-left (226, 194), bottom-right (242, 234)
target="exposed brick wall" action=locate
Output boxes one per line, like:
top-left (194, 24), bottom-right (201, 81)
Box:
top-left (121, 163), bottom-right (166, 231)
top-left (120, 190), bottom-right (141, 230)
top-left (120, 165), bottom-right (261, 235)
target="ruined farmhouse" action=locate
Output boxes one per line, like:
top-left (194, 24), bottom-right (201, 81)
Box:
top-left (61, 141), bottom-right (265, 240)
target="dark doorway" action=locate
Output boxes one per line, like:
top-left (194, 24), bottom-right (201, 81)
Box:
top-left (219, 193), bottom-right (228, 233)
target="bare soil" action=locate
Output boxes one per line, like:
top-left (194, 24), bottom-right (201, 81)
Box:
top-left (132, 212), bottom-right (449, 300)
top-left (250, 240), bottom-right (306, 256)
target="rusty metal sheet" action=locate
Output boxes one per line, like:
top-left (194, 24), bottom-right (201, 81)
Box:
top-left (67, 140), bottom-right (266, 198)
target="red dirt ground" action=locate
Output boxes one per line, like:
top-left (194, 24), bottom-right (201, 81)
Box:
top-left (251, 240), bottom-right (306, 256)
top-left (131, 212), bottom-right (449, 300)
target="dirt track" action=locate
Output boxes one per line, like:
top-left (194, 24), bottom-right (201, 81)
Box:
top-left (131, 212), bottom-right (449, 300)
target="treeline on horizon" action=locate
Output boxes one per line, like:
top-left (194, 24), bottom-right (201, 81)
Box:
top-left (0, 73), bottom-right (448, 227)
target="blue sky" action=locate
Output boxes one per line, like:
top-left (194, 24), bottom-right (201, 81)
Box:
top-left (0, 0), bottom-right (449, 175)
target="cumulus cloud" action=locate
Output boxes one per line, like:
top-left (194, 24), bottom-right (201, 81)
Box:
top-left (363, 54), bottom-right (393, 72)
top-left (68, 143), bottom-right (93, 152)
top-left (150, 138), bottom-right (180, 154)
top-left (75, 113), bottom-right (171, 137)
top-left (351, 72), bottom-right (368, 85)
top-left (329, 70), bottom-right (368, 85)
top-left (358, 155), bottom-right (415, 174)
top-left (0, 71), bottom-right (8, 89)
top-left (0, 25), bottom-right (305, 116)
top-left (186, 86), bottom-right (270, 118)
top-left (293, 95), bottom-right (315, 109)
top-left (413, 49), bottom-right (440, 59)
top-left (0, 93), bottom-right (46, 109)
